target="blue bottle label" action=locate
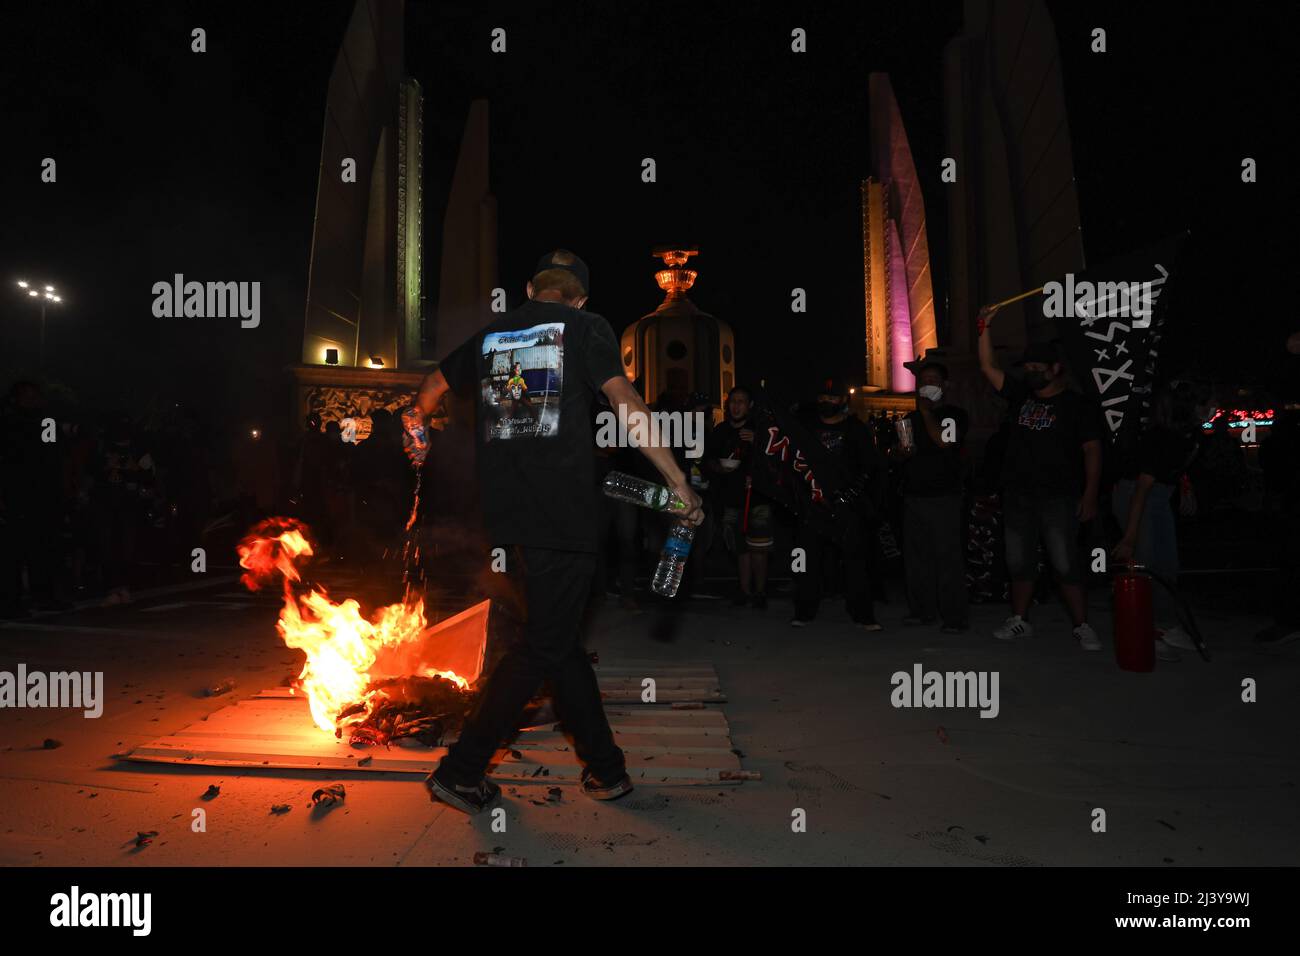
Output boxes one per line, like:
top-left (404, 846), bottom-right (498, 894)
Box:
top-left (664, 535), bottom-right (693, 559)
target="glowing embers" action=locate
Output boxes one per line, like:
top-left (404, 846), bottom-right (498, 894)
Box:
top-left (235, 519), bottom-right (487, 738)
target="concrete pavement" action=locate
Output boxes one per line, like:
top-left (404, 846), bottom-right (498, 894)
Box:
top-left (1, 576), bottom-right (1296, 866)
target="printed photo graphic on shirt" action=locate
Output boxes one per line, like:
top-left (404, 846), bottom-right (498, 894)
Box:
top-left (480, 323), bottom-right (564, 441)
top-left (1017, 400), bottom-right (1058, 431)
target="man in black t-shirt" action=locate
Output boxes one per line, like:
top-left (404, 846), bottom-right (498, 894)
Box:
top-left (978, 305), bottom-right (1103, 650)
top-left (403, 250), bottom-right (704, 815)
top-left (896, 358), bottom-right (969, 631)
top-left (705, 386), bottom-right (773, 606)
top-left (790, 378), bottom-right (887, 629)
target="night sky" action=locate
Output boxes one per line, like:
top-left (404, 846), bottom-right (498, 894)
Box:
top-left (2, 1), bottom-right (1293, 436)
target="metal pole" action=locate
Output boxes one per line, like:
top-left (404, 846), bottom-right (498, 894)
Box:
top-left (40, 303), bottom-right (46, 370)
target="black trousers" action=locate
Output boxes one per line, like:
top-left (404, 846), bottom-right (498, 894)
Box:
top-left (1274, 504), bottom-right (1300, 626)
top-left (593, 496), bottom-right (638, 598)
top-left (903, 493), bottom-right (968, 626)
top-left (793, 519), bottom-right (876, 624)
top-left (0, 505), bottom-right (60, 610)
top-left (439, 546), bottom-right (626, 785)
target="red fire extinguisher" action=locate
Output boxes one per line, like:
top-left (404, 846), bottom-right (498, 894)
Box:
top-left (1112, 564), bottom-right (1154, 672)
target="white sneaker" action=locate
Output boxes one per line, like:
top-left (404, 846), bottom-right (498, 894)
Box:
top-left (1073, 622), bottom-right (1101, 651)
top-left (1159, 625), bottom-right (1197, 651)
top-left (1154, 637), bottom-right (1181, 662)
top-left (993, 615), bottom-right (1033, 641)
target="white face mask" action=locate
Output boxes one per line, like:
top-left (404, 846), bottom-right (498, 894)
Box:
top-left (918, 385), bottom-right (944, 402)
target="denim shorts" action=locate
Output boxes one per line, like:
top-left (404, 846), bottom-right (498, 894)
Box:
top-left (1002, 493), bottom-right (1082, 584)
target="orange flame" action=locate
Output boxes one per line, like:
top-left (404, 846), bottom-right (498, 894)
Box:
top-left (237, 517), bottom-right (314, 590)
top-left (236, 518), bottom-right (471, 734)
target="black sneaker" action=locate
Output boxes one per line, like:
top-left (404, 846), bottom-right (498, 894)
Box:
top-left (940, 622), bottom-right (968, 634)
top-left (580, 767), bottom-right (634, 801)
top-left (731, 591), bottom-right (751, 607)
top-left (424, 766), bottom-right (501, 815)
top-left (750, 592), bottom-right (768, 610)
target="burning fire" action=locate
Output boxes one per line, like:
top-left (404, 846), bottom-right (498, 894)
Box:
top-left (236, 518), bottom-right (474, 735)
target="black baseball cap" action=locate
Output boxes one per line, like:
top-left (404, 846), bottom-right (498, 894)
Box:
top-left (1015, 340), bottom-right (1064, 366)
top-left (533, 250), bottom-right (590, 296)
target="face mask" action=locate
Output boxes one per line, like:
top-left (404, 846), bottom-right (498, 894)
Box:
top-left (1025, 371), bottom-right (1051, 390)
top-left (816, 401), bottom-right (842, 418)
top-left (918, 385), bottom-right (943, 402)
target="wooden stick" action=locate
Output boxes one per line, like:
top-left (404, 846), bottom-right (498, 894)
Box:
top-left (988, 285), bottom-right (1046, 310)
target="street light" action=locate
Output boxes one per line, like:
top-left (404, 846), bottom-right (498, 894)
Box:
top-left (14, 279), bottom-right (62, 370)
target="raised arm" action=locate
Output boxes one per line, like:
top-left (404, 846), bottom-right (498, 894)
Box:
top-left (600, 374), bottom-right (703, 526)
top-left (977, 304), bottom-right (1005, 392)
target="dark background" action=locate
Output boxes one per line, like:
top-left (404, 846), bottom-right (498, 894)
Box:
top-left (1, 0), bottom-right (1293, 432)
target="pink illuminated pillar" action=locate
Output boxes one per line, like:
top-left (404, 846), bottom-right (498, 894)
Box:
top-left (886, 220), bottom-right (915, 392)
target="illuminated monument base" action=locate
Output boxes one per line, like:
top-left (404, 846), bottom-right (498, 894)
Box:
top-left (288, 365), bottom-right (424, 440)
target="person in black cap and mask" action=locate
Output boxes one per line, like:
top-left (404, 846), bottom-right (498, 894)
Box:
top-left (897, 356), bottom-right (969, 632)
top-left (404, 249), bottom-right (704, 814)
top-left (791, 377), bottom-right (886, 630)
top-left (978, 304), bottom-right (1103, 650)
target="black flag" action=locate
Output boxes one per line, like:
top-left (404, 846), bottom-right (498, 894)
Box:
top-left (1050, 232), bottom-right (1187, 448)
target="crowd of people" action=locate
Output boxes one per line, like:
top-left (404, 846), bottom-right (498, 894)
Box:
top-left (585, 305), bottom-right (1294, 658)
top-left (0, 381), bottom-right (217, 616)
top-left (0, 378), bottom-right (409, 617)
top-left (2, 324), bottom-right (1289, 663)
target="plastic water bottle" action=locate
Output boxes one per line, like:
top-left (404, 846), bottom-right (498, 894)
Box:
top-left (602, 471), bottom-right (688, 513)
top-left (652, 523), bottom-right (696, 597)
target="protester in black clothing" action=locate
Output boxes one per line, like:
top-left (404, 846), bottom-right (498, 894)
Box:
top-left (0, 382), bottom-right (67, 617)
top-left (291, 413), bottom-right (328, 527)
top-left (790, 378), bottom-right (886, 630)
top-left (705, 386), bottom-right (772, 607)
top-left (352, 409), bottom-right (413, 564)
top-left (678, 391), bottom-right (717, 598)
top-left (896, 359), bottom-right (969, 632)
top-left (94, 416), bottom-right (157, 605)
top-left (1257, 400), bottom-right (1300, 645)
top-left (1111, 383), bottom-right (1201, 660)
top-left (978, 303), bottom-right (1103, 650)
top-left (405, 250), bottom-right (703, 815)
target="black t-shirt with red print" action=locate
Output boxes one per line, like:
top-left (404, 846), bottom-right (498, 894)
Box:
top-left (996, 376), bottom-right (1103, 497)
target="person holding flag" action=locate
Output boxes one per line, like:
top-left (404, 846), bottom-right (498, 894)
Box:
top-left (977, 303), bottom-right (1104, 651)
